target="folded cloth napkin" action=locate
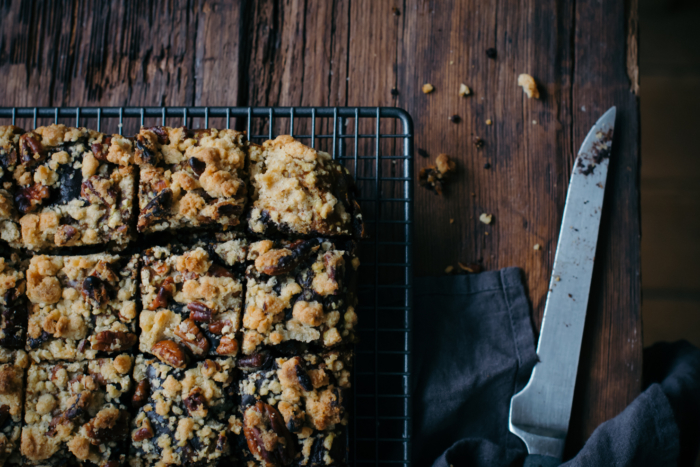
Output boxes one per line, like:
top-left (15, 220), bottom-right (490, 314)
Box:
top-left (413, 268), bottom-right (695, 467)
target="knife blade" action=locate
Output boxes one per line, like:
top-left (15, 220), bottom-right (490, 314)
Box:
top-left (509, 107), bottom-right (617, 464)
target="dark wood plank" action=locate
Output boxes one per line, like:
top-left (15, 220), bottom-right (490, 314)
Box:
top-left (565, 0), bottom-right (642, 455)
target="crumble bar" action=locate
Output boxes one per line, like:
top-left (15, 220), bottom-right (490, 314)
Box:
top-left (128, 355), bottom-right (239, 466)
top-left (139, 235), bottom-right (246, 365)
top-left (0, 127), bottom-right (23, 248)
top-left (26, 253), bottom-right (139, 361)
top-left (248, 135), bottom-right (363, 238)
top-left (239, 349), bottom-right (351, 466)
top-left (0, 349), bottom-right (29, 466)
top-left (15, 124), bottom-right (136, 251)
top-left (135, 126), bottom-right (248, 234)
top-left (20, 354), bottom-right (133, 466)
top-left (242, 238), bottom-right (359, 355)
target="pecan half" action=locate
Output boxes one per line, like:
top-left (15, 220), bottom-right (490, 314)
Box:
top-left (151, 340), bottom-right (187, 369)
top-left (208, 319), bottom-right (230, 335)
top-left (238, 351), bottom-right (272, 371)
top-left (244, 401), bottom-right (297, 466)
top-left (132, 380), bottom-right (150, 409)
top-left (91, 136), bottom-right (112, 161)
top-left (90, 331), bottom-right (137, 351)
top-left (15, 183), bottom-right (50, 214)
top-left (82, 276), bottom-right (110, 305)
top-left (174, 319), bottom-right (210, 356)
top-left (148, 277), bottom-right (175, 310)
top-left (132, 418), bottom-right (154, 442)
top-left (19, 133), bottom-right (44, 163)
top-left (216, 335), bottom-right (238, 356)
top-left (207, 263), bottom-right (235, 278)
top-left (187, 302), bottom-right (212, 322)
top-left (183, 387), bottom-right (208, 417)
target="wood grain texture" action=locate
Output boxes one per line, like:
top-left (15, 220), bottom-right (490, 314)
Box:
top-left (0, 0), bottom-right (641, 457)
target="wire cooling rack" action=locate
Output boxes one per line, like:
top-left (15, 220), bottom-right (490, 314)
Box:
top-left (0, 106), bottom-right (414, 466)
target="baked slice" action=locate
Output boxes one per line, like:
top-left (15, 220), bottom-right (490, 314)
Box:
top-left (242, 238), bottom-right (359, 355)
top-left (138, 235), bottom-right (247, 364)
top-left (20, 355), bottom-right (133, 466)
top-left (0, 349), bottom-right (28, 466)
top-left (25, 253), bottom-right (139, 361)
top-left (0, 126), bottom-right (23, 248)
top-left (128, 355), bottom-right (240, 466)
top-left (0, 253), bottom-right (27, 350)
top-left (15, 124), bottom-right (136, 251)
top-left (248, 135), bottom-right (363, 238)
top-left (135, 126), bottom-right (248, 234)
top-left (240, 349), bottom-right (352, 466)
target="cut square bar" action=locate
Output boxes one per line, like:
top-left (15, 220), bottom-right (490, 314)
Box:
top-left (15, 124), bottom-right (136, 251)
top-left (135, 127), bottom-right (248, 234)
top-left (0, 349), bottom-right (29, 466)
top-left (239, 349), bottom-right (352, 466)
top-left (139, 234), bottom-right (246, 364)
top-left (26, 253), bottom-right (139, 361)
top-left (128, 354), bottom-right (239, 466)
top-left (242, 238), bottom-right (359, 355)
top-left (20, 355), bottom-right (133, 466)
top-left (248, 135), bottom-right (363, 238)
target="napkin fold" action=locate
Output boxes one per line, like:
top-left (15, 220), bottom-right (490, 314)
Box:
top-left (413, 268), bottom-right (694, 467)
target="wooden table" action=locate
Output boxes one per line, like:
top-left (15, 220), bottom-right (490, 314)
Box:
top-left (0, 0), bottom-right (641, 457)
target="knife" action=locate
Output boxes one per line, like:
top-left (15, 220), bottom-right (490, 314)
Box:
top-left (508, 107), bottom-right (617, 467)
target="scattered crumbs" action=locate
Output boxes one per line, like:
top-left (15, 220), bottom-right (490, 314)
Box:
top-left (459, 83), bottom-right (471, 97)
top-left (568, 293), bottom-right (573, 298)
top-left (419, 154), bottom-right (457, 195)
top-left (581, 105), bottom-right (586, 112)
top-left (486, 48), bottom-right (497, 59)
top-left (417, 148), bottom-right (429, 158)
top-left (471, 192), bottom-right (476, 197)
top-left (450, 60), bottom-right (454, 65)
top-left (485, 232), bottom-right (490, 236)
top-left (422, 83), bottom-right (435, 94)
top-left (484, 162), bottom-right (491, 169)
top-left (533, 243), bottom-right (541, 250)
top-left (449, 218), bottom-right (454, 224)
top-left (473, 136), bottom-right (484, 149)
top-left (479, 213), bottom-right (493, 224)
top-left (486, 119), bottom-right (493, 125)
top-left (532, 120), bottom-right (538, 125)
top-left (391, 87), bottom-right (399, 96)
top-left (555, 276), bottom-right (560, 282)
top-left (458, 262), bottom-right (483, 273)
top-left (450, 114), bottom-right (461, 123)
top-left (445, 265), bottom-right (454, 274)
top-left (518, 73), bottom-right (540, 99)
top-left (596, 182), bottom-right (604, 188)
top-left (392, 6), bottom-right (401, 15)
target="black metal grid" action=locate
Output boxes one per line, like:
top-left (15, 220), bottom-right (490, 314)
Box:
top-left (0, 106), bottom-right (414, 466)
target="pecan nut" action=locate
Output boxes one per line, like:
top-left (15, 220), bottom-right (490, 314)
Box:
top-left (216, 335), bottom-right (239, 356)
top-left (132, 380), bottom-right (150, 409)
top-left (137, 188), bottom-right (173, 231)
top-left (187, 301), bottom-right (212, 322)
top-left (244, 401), bottom-right (297, 466)
top-left (54, 225), bottom-right (81, 246)
top-left (132, 418), bottom-right (154, 442)
top-left (14, 183), bottom-right (50, 214)
top-left (183, 387), bottom-right (208, 417)
top-left (148, 277), bottom-right (175, 310)
top-left (174, 319), bottom-right (210, 356)
top-left (151, 340), bottom-right (188, 369)
top-left (90, 331), bottom-right (137, 351)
